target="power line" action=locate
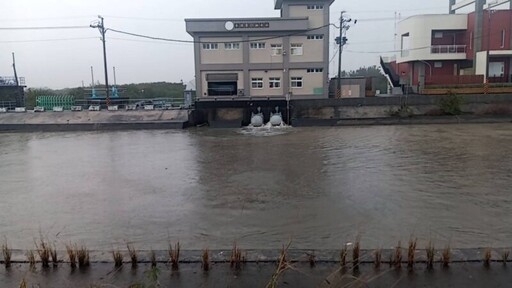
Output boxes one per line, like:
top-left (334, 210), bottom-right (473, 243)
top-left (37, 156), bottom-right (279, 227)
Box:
top-left (0, 25), bottom-right (90, 30)
top-left (0, 37), bottom-right (98, 43)
top-left (108, 23), bottom-right (332, 44)
top-left (104, 15), bottom-right (184, 22)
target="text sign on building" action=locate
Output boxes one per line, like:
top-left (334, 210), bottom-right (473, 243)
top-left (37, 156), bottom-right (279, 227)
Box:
top-left (225, 21), bottom-right (270, 30)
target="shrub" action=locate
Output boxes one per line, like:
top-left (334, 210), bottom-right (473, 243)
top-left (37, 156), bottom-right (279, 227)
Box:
top-left (439, 92), bottom-right (463, 115)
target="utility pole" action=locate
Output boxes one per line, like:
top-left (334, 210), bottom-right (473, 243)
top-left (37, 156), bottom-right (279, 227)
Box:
top-left (90, 16), bottom-right (110, 104)
top-left (335, 12), bottom-right (355, 98)
top-left (12, 53), bottom-right (19, 86)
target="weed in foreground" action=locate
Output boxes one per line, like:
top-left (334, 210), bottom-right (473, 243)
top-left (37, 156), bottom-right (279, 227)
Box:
top-left (426, 241), bottom-right (435, 270)
top-left (202, 249), bottom-right (210, 272)
top-left (113, 249), bottom-right (123, 268)
top-left (27, 250), bottom-right (36, 268)
top-left (484, 248), bottom-right (492, 268)
top-left (150, 250), bottom-right (157, 268)
top-left (307, 251), bottom-right (316, 267)
top-left (127, 244), bottom-right (137, 268)
top-left (2, 242), bottom-right (11, 268)
top-left (442, 245), bottom-right (451, 268)
top-left (169, 242), bottom-right (180, 271)
top-left (19, 278), bottom-right (27, 288)
top-left (50, 244), bottom-right (58, 266)
top-left (230, 242), bottom-right (245, 269)
top-left (502, 250), bottom-right (510, 266)
top-left (77, 245), bottom-right (90, 268)
top-left (407, 238), bottom-right (417, 270)
top-left (340, 244), bottom-right (348, 269)
top-left (394, 241), bottom-right (402, 269)
top-left (374, 249), bottom-right (382, 269)
top-left (266, 243), bottom-right (291, 288)
top-left (352, 238), bottom-right (360, 271)
top-left (35, 238), bottom-right (51, 268)
top-left (66, 244), bottom-right (77, 269)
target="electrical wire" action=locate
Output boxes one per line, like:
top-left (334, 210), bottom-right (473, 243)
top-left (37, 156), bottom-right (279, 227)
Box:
top-left (107, 23), bottom-right (333, 44)
top-left (0, 26), bottom-right (90, 30)
top-left (0, 37), bottom-right (98, 43)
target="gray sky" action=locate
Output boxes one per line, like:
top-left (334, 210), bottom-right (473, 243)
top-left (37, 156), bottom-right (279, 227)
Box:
top-left (0, 0), bottom-right (476, 88)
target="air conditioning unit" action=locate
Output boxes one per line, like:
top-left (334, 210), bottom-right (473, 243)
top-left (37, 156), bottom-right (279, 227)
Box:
top-left (238, 89), bottom-right (245, 96)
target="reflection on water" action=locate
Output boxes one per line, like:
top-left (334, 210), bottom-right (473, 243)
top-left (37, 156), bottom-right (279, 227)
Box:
top-left (0, 124), bottom-right (511, 250)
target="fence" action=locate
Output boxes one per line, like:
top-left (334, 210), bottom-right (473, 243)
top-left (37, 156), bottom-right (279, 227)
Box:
top-left (425, 75), bottom-right (484, 86)
top-left (36, 96), bottom-right (75, 110)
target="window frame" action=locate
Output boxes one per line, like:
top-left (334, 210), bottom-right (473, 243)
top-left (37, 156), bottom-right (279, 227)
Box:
top-left (290, 77), bottom-right (303, 88)
top-left (290, 43), bottom-right (304, 56)
top-left (307, 5), bottom-right (324, 10)
top-left (202, 43), bottom-right (219, 50)
top-left (269, 77), bottom-right (281, 89)
top-left (250, 42), bottom-right (266, 49)
top-left (307, 35), bottom-right (324, 40)
top-left (251, 77), bottom-right (264, 89)
top-left (307, 68), bottom-right (324, 73)
top-left (224, 42), bottom-right (240, 50)
top-left (434, 61), bottom-right (443, 68)
top-left (270, 44), bottom-right (283, 56)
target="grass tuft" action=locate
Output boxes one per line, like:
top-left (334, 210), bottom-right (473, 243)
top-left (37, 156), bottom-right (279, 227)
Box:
top-left (127, 244), bottom-right (137, 268)
top-left (77, 245), bottom-right (90, 268)
top-left (374, 249), bottom-right (382, 269)
top-left (66, 244), bottom-right (77, 268)
top-left (19, 278), bottom-right (27, 288)
top-left (50, 244), bottom-right (58, 266)
top-left (442, 245), bottom-right (451, 268)
top-left (266, 243), bottom-right (290, 288)
top-left (484, 248), bottom-right (492, 268)
top-left (35, 238), bottom-right (51, 268)
top-left (113, 249), bottom-right (123, 267)
top-left (307, 251), bottom-right (316, 267)
top-left (150, 250), bottom-right (157, 268)
top-left (407, 238), bottom-right (417, 270)
top-left (426, 241), bottom-right (435, 270)
top-left (394, 241), bottom-right (402, 269)
top-left (169, 242), bottom-right (180, 271)
top-left (340, 244), bottom-right (348, 269)
top-left (2, 242), bottom-right (11, 268)
top-left (230, 242), bottom-right (245, 269)
top-left (27, 250), bottom-right (36, 268)
top-left (352, 238), bottom-right (360, 271)
top-left (502, 250), bottom-right (510, 266)
top-left (202, 248), bottom-right (210, 272)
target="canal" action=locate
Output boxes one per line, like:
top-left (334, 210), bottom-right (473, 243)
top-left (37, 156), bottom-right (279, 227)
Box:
top-left (0, 123), bottom-right (511, 250)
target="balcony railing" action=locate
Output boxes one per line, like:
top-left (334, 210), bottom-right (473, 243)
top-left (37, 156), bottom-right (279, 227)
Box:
top-left (0, 76), bottom-right (25, 86)
top-left (431, 45), bottom-right (466, 54)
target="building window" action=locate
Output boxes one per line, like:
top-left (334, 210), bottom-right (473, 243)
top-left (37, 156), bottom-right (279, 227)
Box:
top-left (307, 35), bottom-right (324, 40)
top-left (250, 42), bottom-right (266, 49)
top-left (290, 43), bottom-right (303, 55)
top-left (501, 29), bottom-right (506, 48)
top-left (224, 43), bottom-right (240, 50)
top-left (434, 32), bottom-right (443, 39)
top-left (434, 62), bottom-right (443, 68)
top-left (202, 43), bottom-right (218, 50)
top-left (291, 77), bottom-right (303, 88)
top-left (307, 5), bottom-right (323, 10)
top-left (269, 77), bottom-right (281, 88)
top-left (307, 68), bottom-right (323, 73)
top-left (271, 44), bottom-right (283, 56)
top-left (251, 78), bottom-right (263, 89)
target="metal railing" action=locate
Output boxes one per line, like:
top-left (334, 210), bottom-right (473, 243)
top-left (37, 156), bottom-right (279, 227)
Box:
top-left (0, 76), bottom-right (25, 86)
top-left (430, 45), bottom-right (466, 54)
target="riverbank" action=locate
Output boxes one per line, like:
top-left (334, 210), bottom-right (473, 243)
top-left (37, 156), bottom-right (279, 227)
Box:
top-left (3, 248), bottom-right (510, 287)
top-left (0, 110), bottom-right (190, 132)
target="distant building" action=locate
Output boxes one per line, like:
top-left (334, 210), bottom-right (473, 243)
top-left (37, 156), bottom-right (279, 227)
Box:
top-left (185, 0), bottom-right (334, 100)
top-left (381, 0), bottom-right (512, 93)
top-left (0, 76), bottom-right (25, 109)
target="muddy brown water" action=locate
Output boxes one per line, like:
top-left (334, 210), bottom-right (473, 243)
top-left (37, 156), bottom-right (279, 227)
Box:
top-left (0, 124), bottom-right (511, 250)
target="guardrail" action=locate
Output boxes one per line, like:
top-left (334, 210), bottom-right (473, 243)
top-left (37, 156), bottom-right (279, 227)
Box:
top-left (431, 45), bottom-right (466, 54)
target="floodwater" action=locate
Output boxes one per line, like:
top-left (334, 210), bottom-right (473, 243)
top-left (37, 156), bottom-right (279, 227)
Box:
top-left (0, 124), bottom-right (511, 250)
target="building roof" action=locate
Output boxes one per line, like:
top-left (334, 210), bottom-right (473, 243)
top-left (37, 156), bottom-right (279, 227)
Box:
top-left (275, 0), bottom-right (335, 9)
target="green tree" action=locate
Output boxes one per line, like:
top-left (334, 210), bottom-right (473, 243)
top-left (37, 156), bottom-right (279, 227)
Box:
top-left (341, 65), bottom-right (388, 93)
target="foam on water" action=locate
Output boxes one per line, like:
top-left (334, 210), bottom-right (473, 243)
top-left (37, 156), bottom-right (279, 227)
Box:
top-left (239, 122), bottom-right (292, 136)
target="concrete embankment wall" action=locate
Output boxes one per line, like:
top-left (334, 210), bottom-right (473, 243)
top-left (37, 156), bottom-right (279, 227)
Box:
top-left (291, 94), bottom-right (512, 126)
top-left (0, 110), bottom-right (191, 132)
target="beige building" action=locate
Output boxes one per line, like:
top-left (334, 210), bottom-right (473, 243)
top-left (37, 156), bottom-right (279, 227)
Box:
top-left (185, 0), bottom-right (334, 100)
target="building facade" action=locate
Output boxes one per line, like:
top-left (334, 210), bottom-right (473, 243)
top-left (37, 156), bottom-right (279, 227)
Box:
top-left (186, 0), bottom-right (334, 100)
top-left (382, 6), bottom-right (512, 92)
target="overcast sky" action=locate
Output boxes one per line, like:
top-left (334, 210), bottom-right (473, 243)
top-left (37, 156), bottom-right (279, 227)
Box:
top-left (0, 0), bottom-right (497, 88)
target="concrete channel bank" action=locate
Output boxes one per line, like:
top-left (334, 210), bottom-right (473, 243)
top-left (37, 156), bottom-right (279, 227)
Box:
top-left (1, 94), bottom-right (512, 131)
